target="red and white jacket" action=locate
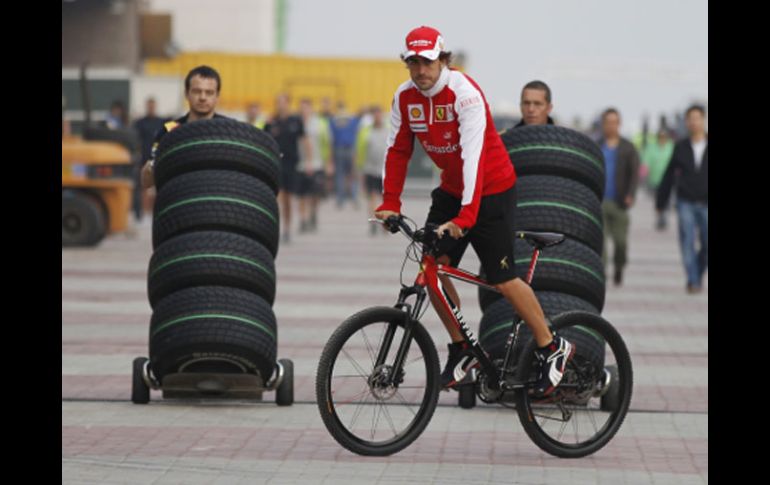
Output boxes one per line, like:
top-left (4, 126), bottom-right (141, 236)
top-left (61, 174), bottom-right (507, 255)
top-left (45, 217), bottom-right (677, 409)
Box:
top-left (376, 67), bottom-right (516, 229)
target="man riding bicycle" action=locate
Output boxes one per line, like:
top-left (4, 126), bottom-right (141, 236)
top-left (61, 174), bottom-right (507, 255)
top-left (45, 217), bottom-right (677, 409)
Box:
top-left (374, 26), bottom-right (575, 397)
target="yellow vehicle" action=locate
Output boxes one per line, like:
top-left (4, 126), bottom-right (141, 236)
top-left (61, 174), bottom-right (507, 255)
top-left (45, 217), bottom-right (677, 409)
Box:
top-left (62, 135), bottom-right (134, 246)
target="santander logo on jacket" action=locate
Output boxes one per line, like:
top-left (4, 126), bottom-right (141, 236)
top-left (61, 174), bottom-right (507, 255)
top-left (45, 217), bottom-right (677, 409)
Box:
top-left (376, 67), bottom-right (516, 229)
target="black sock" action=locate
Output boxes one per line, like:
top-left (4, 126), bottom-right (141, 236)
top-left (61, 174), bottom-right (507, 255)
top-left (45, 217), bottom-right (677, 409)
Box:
top-left (537, 339), bottom-right (555, 352)
top-left (448, 341), bottom-right (468, 353)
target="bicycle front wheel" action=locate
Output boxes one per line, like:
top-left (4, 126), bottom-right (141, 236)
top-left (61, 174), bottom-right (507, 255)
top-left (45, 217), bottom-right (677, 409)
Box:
top-left (316, 306), bottom-right (440, 456)
top-left (514, 310), bottom-right (633, 458)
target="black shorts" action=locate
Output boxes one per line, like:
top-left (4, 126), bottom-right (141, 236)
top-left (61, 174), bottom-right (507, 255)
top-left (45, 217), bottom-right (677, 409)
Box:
top-left (364, 174), bottom-right (383, 194)
top-left (425, 185), bottom-right (518, 285)
top-left (297, 170), bottom-right (325, 196)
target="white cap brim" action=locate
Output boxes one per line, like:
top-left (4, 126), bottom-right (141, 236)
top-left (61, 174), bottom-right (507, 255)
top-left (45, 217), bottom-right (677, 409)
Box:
top-left (401, 49), bottom-right (441, 61)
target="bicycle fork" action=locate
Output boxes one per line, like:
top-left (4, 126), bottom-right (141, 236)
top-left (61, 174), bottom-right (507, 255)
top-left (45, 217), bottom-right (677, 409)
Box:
top-left (370, 284), bottom-right (428, 386)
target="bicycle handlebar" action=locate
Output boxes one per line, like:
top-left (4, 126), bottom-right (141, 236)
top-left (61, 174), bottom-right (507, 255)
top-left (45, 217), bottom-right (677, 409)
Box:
top-left (369, 215), bottom-right (473, 259)
top-left (368, 215), bottom-right (444, 253)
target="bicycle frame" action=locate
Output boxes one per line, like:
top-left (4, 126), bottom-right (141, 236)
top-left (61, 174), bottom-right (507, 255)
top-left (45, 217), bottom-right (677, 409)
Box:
top-left (384, 234), bottom-right (544, 392)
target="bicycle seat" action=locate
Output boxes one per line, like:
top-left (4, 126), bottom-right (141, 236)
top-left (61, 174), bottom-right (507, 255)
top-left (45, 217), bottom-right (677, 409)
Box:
top-left (516, 231), bottom-right (565, 249)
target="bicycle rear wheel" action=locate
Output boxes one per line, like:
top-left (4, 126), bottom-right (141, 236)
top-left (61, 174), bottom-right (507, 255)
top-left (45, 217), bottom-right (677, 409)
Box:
top-left (316, 306), bottom-right (440, 456)
top-left (514, 311), bottom-right (633, 458)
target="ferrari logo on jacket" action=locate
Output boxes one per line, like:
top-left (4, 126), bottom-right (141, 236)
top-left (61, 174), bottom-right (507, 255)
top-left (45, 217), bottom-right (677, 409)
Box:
top-left (434, 105), bottom-right (454, 122)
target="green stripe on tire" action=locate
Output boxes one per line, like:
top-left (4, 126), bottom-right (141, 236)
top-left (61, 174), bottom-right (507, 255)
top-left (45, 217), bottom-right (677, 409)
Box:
top-left (159, 139), bottom-right (280, 165)
top-left (517, 201), bottom-right (602, 228)
top-left (156, 196), bottom-right (277, 224)
top-left (150, 253), bottom-right (275, 280)
top-left (152, 313), bottom-right (276, 340)
top-left (508, 144), bottom-right (603, 170)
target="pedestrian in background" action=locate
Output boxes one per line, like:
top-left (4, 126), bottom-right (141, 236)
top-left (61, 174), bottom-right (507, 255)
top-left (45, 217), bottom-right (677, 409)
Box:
top-left (330, 101), bottom-right (361, 209)
top-left (133, 97), bottom-right (167, 222)
top-left (356, 105), bottom-right (388, 235)
top-left (641, 128), bottom-right (674, 230)
top-left (656, 105), bottom-right (708, 294)
top-left (246, 102), bottom-right (267, 130)
top-left (598, 108), bottom-right (640, 287)
top-left (265, 93), bottom-right (311, 244)
top-left (298, 98), bottom-right (332, 232)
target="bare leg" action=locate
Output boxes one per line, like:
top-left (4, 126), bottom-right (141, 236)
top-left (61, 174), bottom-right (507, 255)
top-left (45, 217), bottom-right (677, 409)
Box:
top-left (367, 190), bottom-right (377, 216)
top-left (279, 190), bottom-right (291, 237)
top-left (367, 188), bottom-right (382, 235)
top-left (495, 278), bottom-right (553, 347)
top-left (310, 194), bottom-right (319, 228)
top-left (298, 195), bottom-right (309, 229)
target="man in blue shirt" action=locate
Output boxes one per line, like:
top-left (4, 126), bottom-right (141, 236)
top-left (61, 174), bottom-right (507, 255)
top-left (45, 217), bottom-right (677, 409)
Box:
top-left (598, 108), bottom-right (640, 286)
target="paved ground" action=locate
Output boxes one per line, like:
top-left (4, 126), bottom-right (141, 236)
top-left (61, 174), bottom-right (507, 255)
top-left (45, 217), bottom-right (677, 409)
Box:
top-left (62, 189), bottom-right (707, 484)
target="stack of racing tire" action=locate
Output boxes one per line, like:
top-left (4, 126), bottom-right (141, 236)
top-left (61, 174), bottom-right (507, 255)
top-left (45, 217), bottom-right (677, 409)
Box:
top-left (131, 118), bottom-right (293, 406)
top-left (465, 125), bottom-right (607, 408)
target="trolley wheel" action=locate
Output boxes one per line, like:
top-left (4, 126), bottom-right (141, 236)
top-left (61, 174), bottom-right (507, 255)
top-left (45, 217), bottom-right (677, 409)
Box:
top-left (132, 357), bottom-right (151, 404)
top-left (276, 359), bottom-right (294, 406)
top-left (601, 365), bottom-right (620, 412)
top-left (458, 384), bottom-right (476, 409)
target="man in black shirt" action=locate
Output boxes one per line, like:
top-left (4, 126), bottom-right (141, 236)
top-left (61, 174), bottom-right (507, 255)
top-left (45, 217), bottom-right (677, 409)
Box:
top-left (141, 65), bottom-right (225, 189)
top-left (656, 105), bottom-right (708, 294)
top-left (265, 93), bottom-right (311, 244)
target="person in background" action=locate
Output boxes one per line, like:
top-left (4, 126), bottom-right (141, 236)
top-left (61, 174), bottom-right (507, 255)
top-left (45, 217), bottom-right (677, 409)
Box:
top-left (265, 93), bottom-right (312, 243)
top-left (141, 65), bottom-right (226, 189)
top-left (298, 98), bottom-right (333, 232)
top-left (330, 101), bottom-right (361, 209)
top-left (356, 105), bottom-right (389, 235)
top-left (656, 105), bottom-right (708, 294)
top-left (105, 100), bottom-right (128, 130)
top-left (133, 97), bottom-right (167, 222)
top-left (597, 108), bottom-right (640, 287)
top-left (641, 128), bottom-right (675, 230)
top-left (246, 102), bottom-right (267, 130)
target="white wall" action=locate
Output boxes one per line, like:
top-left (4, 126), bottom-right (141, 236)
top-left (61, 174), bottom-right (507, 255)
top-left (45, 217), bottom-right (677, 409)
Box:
top-left (148, 0), bottom-right (276, 53)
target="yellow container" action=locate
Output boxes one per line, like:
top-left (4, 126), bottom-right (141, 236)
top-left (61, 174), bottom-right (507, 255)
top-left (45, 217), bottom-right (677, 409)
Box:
top-left (145, 52), bottom-right (409, 113)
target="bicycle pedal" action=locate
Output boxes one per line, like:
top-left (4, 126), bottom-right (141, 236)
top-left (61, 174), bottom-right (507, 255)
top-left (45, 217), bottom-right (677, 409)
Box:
top-left (456, 367), bottom-right (478, 386)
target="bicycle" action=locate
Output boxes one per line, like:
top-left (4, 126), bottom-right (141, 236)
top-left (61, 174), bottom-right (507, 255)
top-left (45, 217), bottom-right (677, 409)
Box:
top-left (316, 215), bottom-right (633, 457)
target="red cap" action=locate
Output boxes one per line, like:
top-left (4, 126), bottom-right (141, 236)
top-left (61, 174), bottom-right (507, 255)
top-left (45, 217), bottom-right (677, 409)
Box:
top-left (401, 26), bottom-right (446, 61)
